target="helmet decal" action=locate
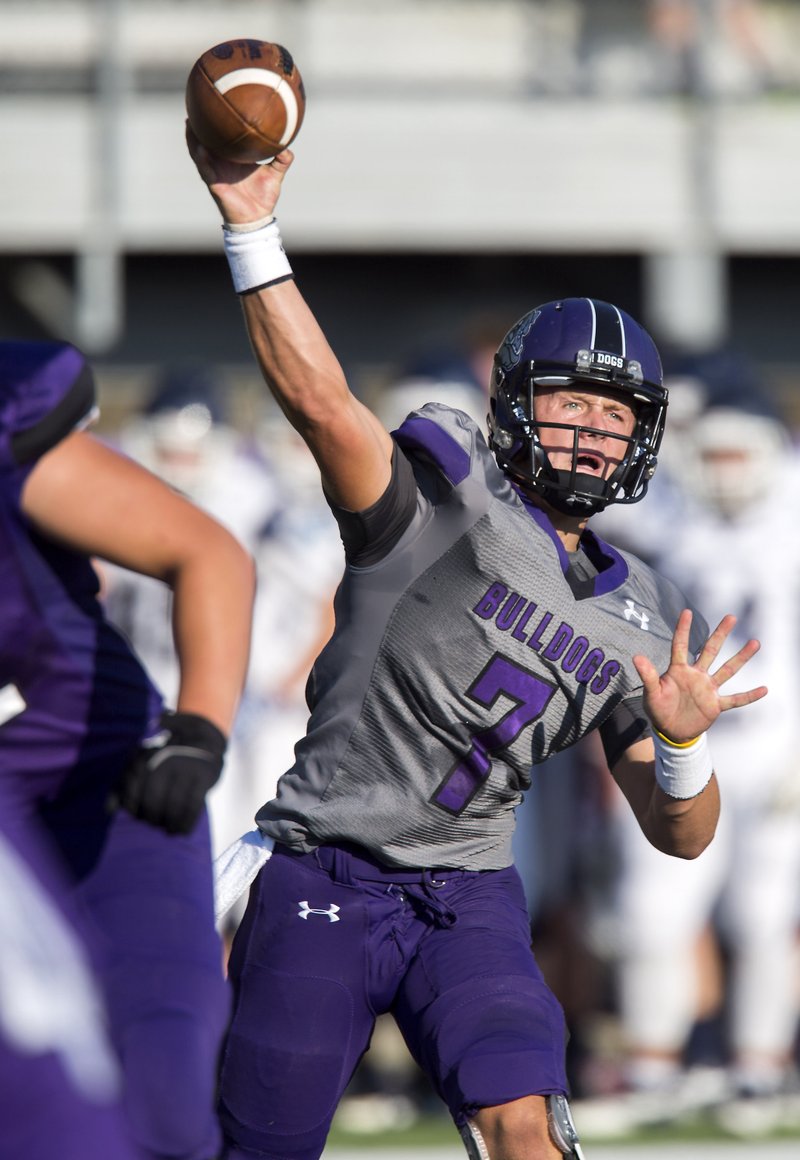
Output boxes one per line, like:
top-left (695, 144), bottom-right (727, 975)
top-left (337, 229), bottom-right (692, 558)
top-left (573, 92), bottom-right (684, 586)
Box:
top-left (497, 308), bottom-right (540, 373)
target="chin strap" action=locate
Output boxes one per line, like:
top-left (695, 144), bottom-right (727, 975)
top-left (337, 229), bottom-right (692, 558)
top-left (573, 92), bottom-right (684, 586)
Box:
top-left (459, 1095), bottom-right (586, 1158)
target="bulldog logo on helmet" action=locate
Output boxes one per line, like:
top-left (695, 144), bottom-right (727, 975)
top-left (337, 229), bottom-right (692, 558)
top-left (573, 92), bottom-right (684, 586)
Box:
top-left (497, 309), bottom-right (540, 372)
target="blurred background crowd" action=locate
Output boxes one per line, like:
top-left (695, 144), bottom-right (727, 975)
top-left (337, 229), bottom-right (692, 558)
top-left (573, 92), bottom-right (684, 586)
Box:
top-left (3, 0), bottom-right (800, 1146)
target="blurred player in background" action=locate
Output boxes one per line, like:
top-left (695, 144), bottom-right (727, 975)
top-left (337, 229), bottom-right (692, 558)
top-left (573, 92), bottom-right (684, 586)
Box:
top-left (648, 0), bottom-right (774, 95)
top-left (0, 340), bottom-right (255, 1159)
top-left (584, 365), bottom-right (800, 1137)
top-left (245, 408), bottom-right (342, 839)
top-left (102, 368), bottom-right (342, 929)
top-left (101, 364), bottom-right (284, 864)
top-left (189, 127), bottom-right (768, 1160)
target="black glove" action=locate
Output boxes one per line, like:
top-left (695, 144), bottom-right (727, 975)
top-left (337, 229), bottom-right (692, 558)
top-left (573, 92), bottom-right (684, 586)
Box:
top-left (116, 711), bottom-right (227, 835)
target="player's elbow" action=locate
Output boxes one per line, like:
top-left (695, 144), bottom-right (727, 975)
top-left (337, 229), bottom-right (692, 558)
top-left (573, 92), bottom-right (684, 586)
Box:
top-left (640, 798), bottom-right (718, 863)
top-left (649, 815), bottom-right (718, 861)
top-left (669, 830), bottom-right (715, 860)
top-left (166, 518), bottom-right (257, 600)
top-left (214, 529), bottom-right (257, 600)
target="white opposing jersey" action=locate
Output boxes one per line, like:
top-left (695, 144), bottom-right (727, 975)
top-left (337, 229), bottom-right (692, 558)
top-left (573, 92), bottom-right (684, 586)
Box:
top-left (600, 450), bottom-right (800, 801)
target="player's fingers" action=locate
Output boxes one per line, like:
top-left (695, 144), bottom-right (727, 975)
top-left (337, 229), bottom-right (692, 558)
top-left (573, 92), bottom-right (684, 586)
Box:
top-left (269, 148), bottom-right (294, 172)
top-left (632, 653), bottom-right (659, 695)
top-left (719, 684), bottom-right (768, 711)
top-left (695, 613), bottom-right (737, 672)
top-left (185, 120), bottom-right (212, 167)
top-left (710, 636), bottom-right (761, 687)
top-left (669, 608), bottom-right (693, 667)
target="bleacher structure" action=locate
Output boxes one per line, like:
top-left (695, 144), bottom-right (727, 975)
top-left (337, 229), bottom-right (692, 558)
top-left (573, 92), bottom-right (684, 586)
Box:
top-left (0, 1), bottom-right (798, 378)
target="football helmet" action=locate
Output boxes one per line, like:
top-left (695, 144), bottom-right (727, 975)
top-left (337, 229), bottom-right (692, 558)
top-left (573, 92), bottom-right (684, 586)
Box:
top-left (487, 298), bottom-right (668, 515)
top-left (684, 403), bottom-right (790, 518)
top-left (121, 364), bottom-right (236, 497)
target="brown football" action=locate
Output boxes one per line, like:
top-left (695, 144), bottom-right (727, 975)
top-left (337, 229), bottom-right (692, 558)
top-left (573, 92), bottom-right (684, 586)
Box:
top-left (186, 39), bottom-right (306, 163)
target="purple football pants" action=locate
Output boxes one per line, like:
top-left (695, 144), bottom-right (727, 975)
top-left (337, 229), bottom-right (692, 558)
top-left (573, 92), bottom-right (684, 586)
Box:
top-left (218, 842), bottom-right (569, 1160)
top-left (4, 737), bottom-right (229, 1160)
top-left (74, 808), bottom-right (230, 1160)
top-left (0, 800), bottom-right (145, 1160)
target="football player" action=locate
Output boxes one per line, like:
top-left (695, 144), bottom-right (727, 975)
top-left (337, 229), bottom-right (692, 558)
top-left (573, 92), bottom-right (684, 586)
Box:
top-left (187, 131), bottom-right (767, 1160)
top-left (100, 363), bottom-right (285, 864)
top-left (0, 340), bottom-right (255, 1159)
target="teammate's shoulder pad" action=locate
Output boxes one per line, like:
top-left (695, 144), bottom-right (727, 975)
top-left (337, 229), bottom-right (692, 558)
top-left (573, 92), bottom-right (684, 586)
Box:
top-left (0, 341), bottom-right (97, 464)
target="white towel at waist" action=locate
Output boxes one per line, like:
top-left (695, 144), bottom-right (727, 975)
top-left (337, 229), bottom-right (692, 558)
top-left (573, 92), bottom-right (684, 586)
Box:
top-left (214, 829), bottom-right (274, 927)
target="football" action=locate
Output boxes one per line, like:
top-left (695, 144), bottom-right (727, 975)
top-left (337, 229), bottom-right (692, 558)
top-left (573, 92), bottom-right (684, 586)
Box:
top-left (186, 39), bottom-right (306, 164)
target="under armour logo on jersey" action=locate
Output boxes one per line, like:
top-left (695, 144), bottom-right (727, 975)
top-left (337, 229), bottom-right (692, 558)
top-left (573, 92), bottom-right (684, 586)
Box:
top-left (623, 600), bottom-right (650, 631)
top-left (298, 901), bottom-right (341, 922)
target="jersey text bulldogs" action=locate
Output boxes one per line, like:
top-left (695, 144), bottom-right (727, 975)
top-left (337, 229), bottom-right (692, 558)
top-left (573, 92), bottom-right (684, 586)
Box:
top-left (472, 581), bottom-right (621, 694)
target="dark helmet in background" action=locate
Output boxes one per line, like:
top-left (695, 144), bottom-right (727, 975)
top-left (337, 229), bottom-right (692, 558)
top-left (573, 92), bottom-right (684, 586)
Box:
top-left (487, 298), bottom-right (668, 515)
top-left (124, 363), bottom-right (233, 496)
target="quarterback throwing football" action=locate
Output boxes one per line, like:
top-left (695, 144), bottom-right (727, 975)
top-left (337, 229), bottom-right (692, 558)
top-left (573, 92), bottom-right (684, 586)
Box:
top-left (188, 131), bottom-right (767, 1160)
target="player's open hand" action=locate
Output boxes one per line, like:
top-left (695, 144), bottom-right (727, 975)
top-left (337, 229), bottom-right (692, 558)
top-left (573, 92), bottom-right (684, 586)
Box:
top-left (633, 609), bottom-right (767, 744)
top-left (186, 121), bottom-right (294, 227)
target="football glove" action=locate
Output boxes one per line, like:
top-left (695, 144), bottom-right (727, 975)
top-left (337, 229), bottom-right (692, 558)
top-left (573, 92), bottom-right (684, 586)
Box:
top-left (115, 710), bottom-right (227, 835)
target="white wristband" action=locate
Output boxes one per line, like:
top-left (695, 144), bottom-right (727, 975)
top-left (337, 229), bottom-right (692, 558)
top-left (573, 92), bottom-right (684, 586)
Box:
top-left (652, 730), bottom-right (713, 800)
top-left (222, 217), bottom-right (293, 294)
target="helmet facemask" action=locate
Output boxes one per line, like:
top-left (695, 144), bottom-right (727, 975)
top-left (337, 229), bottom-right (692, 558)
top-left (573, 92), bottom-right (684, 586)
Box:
top-left (487, 299), bottom-right (668, 516)
top-left (490, 358), bottom-right (667, 516)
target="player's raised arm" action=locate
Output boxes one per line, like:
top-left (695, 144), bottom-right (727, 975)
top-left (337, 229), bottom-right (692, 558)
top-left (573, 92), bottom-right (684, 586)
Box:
top-left (186, 128), bottom-right (394, 512)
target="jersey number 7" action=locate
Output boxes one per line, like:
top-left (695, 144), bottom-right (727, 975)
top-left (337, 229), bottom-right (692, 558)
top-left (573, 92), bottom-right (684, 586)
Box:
top-left (431, 653), bottom-right (557, 815)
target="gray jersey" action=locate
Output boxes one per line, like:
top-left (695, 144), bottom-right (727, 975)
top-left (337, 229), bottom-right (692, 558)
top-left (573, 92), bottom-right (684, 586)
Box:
top-left (257, 404), bottom-right (706, 870)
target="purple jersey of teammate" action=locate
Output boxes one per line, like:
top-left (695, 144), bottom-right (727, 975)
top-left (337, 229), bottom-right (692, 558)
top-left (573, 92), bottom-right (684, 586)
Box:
top-left (0, 342), bottom-right (162, 807)
top-left (0, 341), bottom-right (232, 1160)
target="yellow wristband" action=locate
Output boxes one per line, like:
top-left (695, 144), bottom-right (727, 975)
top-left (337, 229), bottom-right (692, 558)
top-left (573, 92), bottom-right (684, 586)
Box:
top-left (654, 729), bottom-right (701, 750)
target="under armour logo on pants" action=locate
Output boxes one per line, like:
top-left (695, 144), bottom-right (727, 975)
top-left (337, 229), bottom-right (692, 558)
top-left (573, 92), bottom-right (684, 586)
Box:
top-left (297, 901), bottom-right (341, 922)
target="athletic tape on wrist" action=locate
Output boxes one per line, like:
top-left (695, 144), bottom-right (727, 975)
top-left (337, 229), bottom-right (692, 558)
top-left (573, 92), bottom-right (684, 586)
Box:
top-left (652, 729), bottom-right (713, 799)
top-left (222, 217), bottom-right (293, 294)
top-left (223, 214), bottom-right (275, 234)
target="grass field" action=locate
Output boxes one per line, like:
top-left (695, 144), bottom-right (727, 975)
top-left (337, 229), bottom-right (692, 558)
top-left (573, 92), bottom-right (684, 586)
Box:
top-left (324, 1110), bottom-right (800, 1156)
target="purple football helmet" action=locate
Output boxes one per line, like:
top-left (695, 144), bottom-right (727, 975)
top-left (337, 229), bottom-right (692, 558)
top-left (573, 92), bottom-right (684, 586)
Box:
top-left (487, 297), bottom-right (668, 515)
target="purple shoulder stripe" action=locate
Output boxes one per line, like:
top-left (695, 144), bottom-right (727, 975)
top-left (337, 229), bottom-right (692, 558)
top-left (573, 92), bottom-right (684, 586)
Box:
top-left (393, 415), bottom-right (471, 487)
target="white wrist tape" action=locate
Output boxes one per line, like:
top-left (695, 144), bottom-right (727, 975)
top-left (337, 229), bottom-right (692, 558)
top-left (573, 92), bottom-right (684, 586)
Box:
top-left (223, 214), bottom-right (276, 233)
top-left (222, 217), bottom-right (293, 294)
top-left (652, 730), bottom-right (713, 800)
